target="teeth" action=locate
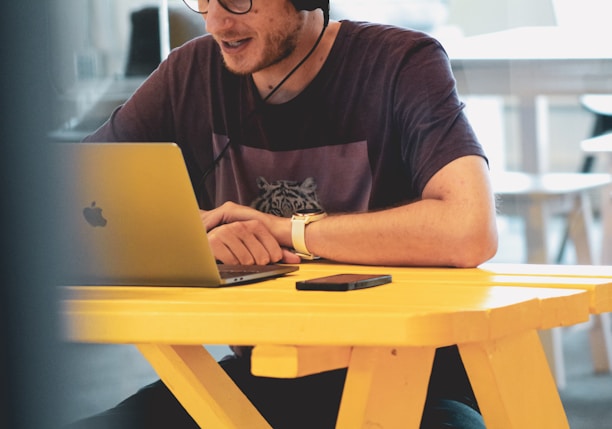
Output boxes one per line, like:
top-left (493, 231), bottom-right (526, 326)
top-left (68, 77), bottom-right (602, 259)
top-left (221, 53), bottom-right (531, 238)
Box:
top-left (224, 38), bottom-right (250, 48)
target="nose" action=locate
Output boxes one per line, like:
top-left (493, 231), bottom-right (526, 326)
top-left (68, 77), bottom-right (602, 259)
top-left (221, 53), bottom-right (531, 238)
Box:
top-left (203, 0), bottom-right (235, 34)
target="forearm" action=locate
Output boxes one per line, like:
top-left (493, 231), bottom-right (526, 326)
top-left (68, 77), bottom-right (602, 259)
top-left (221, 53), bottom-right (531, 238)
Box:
top-left (289, 200), bottom-right (497, 267)
top-left (271, 156), bottom-right (499, 267)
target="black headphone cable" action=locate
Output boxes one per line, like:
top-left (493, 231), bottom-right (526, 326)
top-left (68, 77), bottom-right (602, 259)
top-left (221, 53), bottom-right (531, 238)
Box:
top-left (198, 15), bottom-right (328, 187)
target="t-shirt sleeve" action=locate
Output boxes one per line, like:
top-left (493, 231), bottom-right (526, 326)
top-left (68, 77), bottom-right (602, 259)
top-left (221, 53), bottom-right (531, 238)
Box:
top-left (393, 38), bottom-right (484, 195)
top-left (82, 49), bottom-right (180, 143)
top-left (81, 36), bottom-right (219, 192)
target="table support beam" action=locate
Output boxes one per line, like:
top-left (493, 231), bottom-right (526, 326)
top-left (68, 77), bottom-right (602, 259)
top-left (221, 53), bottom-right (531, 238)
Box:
top-left (251, 345), bottom-right (352, 378)
top-left (460, 330), bottom-right (569, 429)
top-left (136, 344), bottom-right (272, 429)
top-left (336, 346), bottom-right (435, 429)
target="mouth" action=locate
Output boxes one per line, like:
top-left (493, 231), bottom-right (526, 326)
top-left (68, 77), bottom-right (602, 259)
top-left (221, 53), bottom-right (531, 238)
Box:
top-left (220, 37), bottom-right (252, 53)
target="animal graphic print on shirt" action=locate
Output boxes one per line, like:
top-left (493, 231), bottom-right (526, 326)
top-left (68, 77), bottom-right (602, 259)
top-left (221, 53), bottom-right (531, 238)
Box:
top-left (250, 177), bottom-right (323, 217)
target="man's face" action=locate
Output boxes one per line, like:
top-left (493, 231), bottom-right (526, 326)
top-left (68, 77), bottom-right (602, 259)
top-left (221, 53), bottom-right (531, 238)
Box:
top-left (204, 0), bottom-right (305, 75)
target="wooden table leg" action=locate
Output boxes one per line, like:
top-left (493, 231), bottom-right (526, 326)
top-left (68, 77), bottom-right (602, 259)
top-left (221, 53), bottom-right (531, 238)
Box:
top-left (335, 346), bottom-right (436, 429)
top-left (459, 330), bottom-right (569, 429)
top-left (136, 344), bottom-right (272, 429)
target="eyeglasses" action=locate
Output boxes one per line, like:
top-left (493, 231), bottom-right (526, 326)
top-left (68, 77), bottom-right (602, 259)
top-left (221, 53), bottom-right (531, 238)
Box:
top-left (182, 0), bottom-right (253, 15)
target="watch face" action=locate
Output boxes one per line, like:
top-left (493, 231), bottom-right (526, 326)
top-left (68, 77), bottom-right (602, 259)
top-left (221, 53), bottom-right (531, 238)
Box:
top-left (295, 208), bottom-right (324, 216)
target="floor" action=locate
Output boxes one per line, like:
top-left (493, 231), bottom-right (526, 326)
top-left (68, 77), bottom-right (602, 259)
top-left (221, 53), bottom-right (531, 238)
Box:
top-left (559, 321), bottom-right (612, 428)
top-left (58, 215), bottom-right (612, 428)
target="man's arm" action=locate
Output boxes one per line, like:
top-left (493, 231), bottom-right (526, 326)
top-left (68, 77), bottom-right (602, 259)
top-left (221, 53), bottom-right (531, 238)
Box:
top-left (301, 155), bottom-right (498, 267)
top-left (201, 155), bottom-right (498, 267)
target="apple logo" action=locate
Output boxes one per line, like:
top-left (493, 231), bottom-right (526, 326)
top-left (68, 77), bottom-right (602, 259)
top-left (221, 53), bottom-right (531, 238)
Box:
top-left (83, 201), bottom-right (107, 227)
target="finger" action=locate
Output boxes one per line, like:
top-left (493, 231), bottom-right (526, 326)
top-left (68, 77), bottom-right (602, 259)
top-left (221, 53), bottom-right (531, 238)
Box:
top-left (251, 230), bottom-right (285, 264)
top-left (208, 238), bottom-right (242, 265)
top-left (207, 226), bottom-right (252, 265)
top-left (228, 220), bottom-right (283, 265)
top-left (199, 209), bottom-right (225, 232)
top-left (208, 222), bottom-right (276, 265)
top-left (281, 249), bottom-right (302, 264)
top-left (239, 233), bottom-right (274, 265)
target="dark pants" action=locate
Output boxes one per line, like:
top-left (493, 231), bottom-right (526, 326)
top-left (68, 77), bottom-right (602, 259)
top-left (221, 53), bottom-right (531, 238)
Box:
top-left (68, 346), bottom-right (485, 429)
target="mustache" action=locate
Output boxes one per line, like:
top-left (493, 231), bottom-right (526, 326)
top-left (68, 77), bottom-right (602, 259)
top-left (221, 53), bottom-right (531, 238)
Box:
top-left (213, 31), bottom-right (251, 41)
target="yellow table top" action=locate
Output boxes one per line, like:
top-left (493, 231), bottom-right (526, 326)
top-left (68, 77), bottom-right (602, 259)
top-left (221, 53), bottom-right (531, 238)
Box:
top-left (59, 261), bottom-right (605, 429)
top-left (301, 262), bottom-right (612, 313)
top-left (61, 262), bottom-right (592, 348)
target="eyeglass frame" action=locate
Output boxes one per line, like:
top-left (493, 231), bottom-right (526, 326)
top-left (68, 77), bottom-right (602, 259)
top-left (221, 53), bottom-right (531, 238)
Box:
top-left (182, 0), bottom-right (253, 15)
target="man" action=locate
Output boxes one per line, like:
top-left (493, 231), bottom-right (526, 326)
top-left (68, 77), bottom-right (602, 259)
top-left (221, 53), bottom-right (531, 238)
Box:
top-left (73, 0), bottom-right (498, 427)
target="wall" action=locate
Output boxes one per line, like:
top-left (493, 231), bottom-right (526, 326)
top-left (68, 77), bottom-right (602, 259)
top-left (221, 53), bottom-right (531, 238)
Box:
top-left (50, 0), bottom-right (203, 129)
top-left (447, 0), bottom-right (556, 36)
top-left (446, 0), bottom-right (597, 173)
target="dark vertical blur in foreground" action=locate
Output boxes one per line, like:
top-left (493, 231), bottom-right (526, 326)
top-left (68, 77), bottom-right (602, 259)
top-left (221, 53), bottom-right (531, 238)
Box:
top-left (0, 3), bottom-right (68, 428)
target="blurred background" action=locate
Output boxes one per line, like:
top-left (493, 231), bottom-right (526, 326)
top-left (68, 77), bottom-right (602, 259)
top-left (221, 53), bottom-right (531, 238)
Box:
top-left (48, 0), bottom-right (606, 176)
top-left (5, 1), bottom-right (609, 427)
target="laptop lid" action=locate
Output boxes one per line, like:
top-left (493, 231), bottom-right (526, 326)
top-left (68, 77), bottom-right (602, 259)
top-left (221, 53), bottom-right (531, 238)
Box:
top-left (55, 142), bottom-right (298, 287)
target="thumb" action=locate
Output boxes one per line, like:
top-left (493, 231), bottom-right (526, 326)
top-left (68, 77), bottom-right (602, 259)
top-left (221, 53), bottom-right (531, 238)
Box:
top-left (281, 249), bottom-right (302, 264)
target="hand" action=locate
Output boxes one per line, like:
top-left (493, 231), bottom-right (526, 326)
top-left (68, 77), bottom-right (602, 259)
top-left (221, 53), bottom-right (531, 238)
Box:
top-left (206, 219), bottom-right (298, 265)
top-left (200, 201), bottom-right (265, 232)
top-left (200, 203), bottom-right (301, 265)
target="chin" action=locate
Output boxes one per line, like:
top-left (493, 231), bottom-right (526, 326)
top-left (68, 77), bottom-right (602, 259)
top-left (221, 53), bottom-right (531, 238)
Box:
top-left (222, 58), bottom-right (257, 76)
top-left (222, 49), bottom-right (291, 77)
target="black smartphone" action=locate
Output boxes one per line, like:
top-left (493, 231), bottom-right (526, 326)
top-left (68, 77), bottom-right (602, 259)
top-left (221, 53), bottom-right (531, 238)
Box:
top-left (296, 273), bottom-right (392, 291)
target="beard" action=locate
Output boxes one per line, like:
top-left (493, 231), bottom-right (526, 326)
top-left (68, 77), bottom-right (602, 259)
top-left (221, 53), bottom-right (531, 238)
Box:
top-left (252, 29), bottom-right (300, 74)
top-left (218, 15), bottom-right (304, 76)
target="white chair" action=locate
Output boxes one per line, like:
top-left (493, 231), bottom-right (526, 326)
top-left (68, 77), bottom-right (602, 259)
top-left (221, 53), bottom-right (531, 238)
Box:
top-left (492, 172), bottom-right (611, 265)
top-left (579, 94), bottom-right (612, 170)
top-left (492, 170), bottom-right (612, 388)
top-left (580, 133), bottom-right (612, 374)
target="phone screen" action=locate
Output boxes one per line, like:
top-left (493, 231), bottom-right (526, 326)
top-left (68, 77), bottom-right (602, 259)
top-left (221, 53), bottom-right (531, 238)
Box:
top-left (295, 273), bottom-right (392, 291)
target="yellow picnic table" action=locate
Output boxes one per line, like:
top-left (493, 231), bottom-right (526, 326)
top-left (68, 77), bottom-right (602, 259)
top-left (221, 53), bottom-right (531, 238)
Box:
top-left (293, 262), bottom-right (612, 384)
top-left (61, 262), bottom-right (602, 428)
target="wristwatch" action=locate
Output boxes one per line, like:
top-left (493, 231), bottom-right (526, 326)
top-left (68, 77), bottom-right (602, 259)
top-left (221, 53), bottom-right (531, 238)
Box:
top-left (291, 208), bottom-right (327, 260)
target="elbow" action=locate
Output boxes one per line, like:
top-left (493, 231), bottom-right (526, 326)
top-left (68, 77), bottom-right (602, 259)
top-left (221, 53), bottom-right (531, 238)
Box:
top-left (451, 224), bottom-right (499, 268)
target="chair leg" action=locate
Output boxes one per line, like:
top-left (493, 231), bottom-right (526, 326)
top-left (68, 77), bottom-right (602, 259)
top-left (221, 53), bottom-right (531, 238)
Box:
top-left (554, 109), bottom-right (611, 264)
top-left (592, 113), bottom-right (612, 138)
top-left (567, 192), bottom-right (595, 265)
top-left (555, 155), bottom-right (597, 264)
top-left (590, 313), bottom-right (612, 373)
top-left (566, 192), bottom-right (612, 373)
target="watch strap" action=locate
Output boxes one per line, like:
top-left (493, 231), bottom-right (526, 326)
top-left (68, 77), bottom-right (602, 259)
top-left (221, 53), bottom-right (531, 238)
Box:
top-left (291, 217), bottom-right (310, 257)
top-left (291, 212), bottom-right (327, 259)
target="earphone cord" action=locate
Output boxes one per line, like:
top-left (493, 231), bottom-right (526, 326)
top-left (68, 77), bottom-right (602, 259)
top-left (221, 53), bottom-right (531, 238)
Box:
top-left (199, 19), bottom-right (328, 187)
top-left (262, 19), bottom-right (327, 102)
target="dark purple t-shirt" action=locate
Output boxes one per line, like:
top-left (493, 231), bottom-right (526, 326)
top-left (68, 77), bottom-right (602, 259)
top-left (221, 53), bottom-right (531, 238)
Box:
top-left (85, 20), bottom-right (485, 215)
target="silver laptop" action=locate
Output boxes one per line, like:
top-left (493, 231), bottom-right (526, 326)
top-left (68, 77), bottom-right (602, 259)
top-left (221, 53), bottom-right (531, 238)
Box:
top-left (55, 142), bottom-right (298, 287)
